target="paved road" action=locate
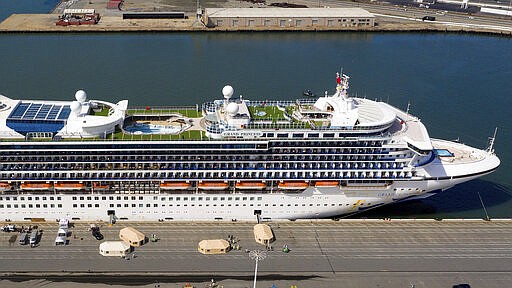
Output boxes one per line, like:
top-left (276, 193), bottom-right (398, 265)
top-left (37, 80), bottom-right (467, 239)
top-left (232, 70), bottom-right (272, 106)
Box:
top-left (0, 220), bottom-right (512, 287)
top-left (295, 0), bottom-right (512, 32)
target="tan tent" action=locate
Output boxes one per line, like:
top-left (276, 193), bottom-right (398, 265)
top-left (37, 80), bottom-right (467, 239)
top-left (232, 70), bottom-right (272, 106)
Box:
top-left (198, 239), bottom-right (230, 254)
top-left (99, 241), bottom-right (132, 257)
top-left (119, 227), bottom-right (147, 247)
top-left (254, 223), bottom-right (274, 246)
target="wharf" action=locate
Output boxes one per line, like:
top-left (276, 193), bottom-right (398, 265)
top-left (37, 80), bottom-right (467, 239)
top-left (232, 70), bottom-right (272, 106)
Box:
top-left (1, 0), bottom-right (512, 35)
top-left (1, 219), bottom-right (512, 287)
top-left (1, 14), bottom-right (511, 35)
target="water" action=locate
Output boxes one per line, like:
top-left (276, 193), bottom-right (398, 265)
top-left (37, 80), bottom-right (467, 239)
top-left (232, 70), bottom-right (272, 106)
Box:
top-left (124, 123), bottom-right (183, 134)
top-left (0, 0), bottom-right (60, 22)
top-left (0, 32), bottom-right (510, 219)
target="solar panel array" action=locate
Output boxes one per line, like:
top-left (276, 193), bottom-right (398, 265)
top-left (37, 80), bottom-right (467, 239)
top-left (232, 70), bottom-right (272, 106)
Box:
top-left (8, 102), bottom-right (71, 121)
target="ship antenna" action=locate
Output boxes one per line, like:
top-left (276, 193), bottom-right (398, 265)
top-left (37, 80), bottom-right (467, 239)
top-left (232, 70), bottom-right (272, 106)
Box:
top-left (486, 127), bottom-right (498, 154)
top-left (405, 101), bottom-right (411, 116)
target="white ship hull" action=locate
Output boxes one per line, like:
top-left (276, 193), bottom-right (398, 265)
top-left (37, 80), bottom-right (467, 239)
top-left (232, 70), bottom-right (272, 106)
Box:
top-left (0, 167), bottom-right (497, 222)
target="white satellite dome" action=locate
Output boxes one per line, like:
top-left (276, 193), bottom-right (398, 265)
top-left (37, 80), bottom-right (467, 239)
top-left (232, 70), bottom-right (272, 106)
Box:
top-left (222, 85), bottom-right (234, 99)
top-left (226, 102), bottom-right (239, 116)
top-left (75, 90), bottom-right (87, 103)
top-left (70, 101), bottom-right (82, 114)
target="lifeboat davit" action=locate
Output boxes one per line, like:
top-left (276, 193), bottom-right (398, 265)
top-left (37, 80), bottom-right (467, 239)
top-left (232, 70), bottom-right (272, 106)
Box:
top-left (54, 182), bottom-right (85, 190)
top-left (315, 181), bottom-right (339, 187)
top-left (235, 182), bottom-right (266, 190)
top-left (0, 182), bottom-right (12, 191)
top-left (160, 182), bottom-right (191, 190)
top-left (278, 181), bottom-right (308, 190)
top-left (21, 182), bottom-right (53, 190)
top-left (198, 181), bottom-right (229, 190)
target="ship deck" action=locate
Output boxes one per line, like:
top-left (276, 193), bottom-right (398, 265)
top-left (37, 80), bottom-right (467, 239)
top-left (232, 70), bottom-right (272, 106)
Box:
top-left (0, 100), bottom-right (404, 142)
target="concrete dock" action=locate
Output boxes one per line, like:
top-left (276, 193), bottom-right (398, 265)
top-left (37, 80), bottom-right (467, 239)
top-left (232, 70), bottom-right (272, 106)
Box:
top-left (1, 219), bottom-right (512, 287)
top-left (1, 0), bottom-right (512, 34)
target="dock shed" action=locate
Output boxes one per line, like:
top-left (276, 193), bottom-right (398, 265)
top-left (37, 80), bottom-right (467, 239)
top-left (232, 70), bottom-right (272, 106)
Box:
top-left (203, 8), bottom-right (374, 28)
top-left (123, 12), bottom-right (186, 19)
top-left (99, 241), bottom-right (132, 257)
top-left (119, 227), bottom-right (147, 247)
top-left (253, 224), bottom-right (275, 246)
top-left (198, 239), bottom-right (230, 254)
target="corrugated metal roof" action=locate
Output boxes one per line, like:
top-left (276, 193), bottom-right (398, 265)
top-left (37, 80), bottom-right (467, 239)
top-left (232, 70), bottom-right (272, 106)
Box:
top-left (206, 8), bottom-right (374, 18)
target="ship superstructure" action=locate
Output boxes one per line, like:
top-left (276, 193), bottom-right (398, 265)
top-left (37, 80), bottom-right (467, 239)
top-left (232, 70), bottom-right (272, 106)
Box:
top-left (0, 72), bottom-right (500, 221)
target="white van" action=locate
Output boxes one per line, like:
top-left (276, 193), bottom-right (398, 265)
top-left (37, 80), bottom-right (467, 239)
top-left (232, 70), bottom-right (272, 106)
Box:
top-left (55, 236), bottom-right (66, 246)
top-left (57, 228), bottom-right (68, 237)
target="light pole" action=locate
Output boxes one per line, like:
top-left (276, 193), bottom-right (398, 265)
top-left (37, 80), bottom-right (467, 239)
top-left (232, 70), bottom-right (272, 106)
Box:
top-left (249, 250), bottom-right (267, 288)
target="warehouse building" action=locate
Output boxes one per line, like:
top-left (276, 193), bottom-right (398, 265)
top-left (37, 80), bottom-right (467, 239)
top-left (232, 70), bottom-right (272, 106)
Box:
top-left (203, 8), bottom-right (375, 28)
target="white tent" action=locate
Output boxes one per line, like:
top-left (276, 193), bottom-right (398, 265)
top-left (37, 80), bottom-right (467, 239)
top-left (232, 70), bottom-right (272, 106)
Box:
top-left (253, 223), bottom-right (274, 246)
top-left (99, 241), bottom-right (132, 257)
top-left (119, 227), bottom-right (147, 247)
top-left (198, 239), bottom-right (230, 254)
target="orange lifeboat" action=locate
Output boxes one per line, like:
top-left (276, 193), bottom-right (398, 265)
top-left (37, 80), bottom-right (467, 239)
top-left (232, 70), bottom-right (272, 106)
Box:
top-left (21, 182), bottom-right (53, 190)
top-left (198, 181), bottom-right (229, 190)
top-left (54, 182), bottom-right (85, 190)
top-left (160, 182), bottom-right (191, 190)
top-left (235, 182), bottom-right (266, 190)
top-left (0, 182), bottom-right (11, 191)
top-left (315, 181), bottom-right (339, 187)
top-left (278, 181), bottom-right (308, 190)
top-left (93, 182), bottom-right (110, 190)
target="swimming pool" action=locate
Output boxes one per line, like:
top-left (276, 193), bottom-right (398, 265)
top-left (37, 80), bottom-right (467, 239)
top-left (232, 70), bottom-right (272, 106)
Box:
top-left (124, 123), bottom-right (181, 135)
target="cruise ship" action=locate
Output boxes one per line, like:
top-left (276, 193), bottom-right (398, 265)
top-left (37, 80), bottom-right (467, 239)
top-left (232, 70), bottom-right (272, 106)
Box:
top-left (0, 72), bottom-right (500, 222)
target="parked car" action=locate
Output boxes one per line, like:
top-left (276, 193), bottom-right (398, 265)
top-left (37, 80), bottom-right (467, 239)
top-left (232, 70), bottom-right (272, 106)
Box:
top-left (92, 230), bottom-right (104, 240)
top-left (55, 236), bottom-right (66, 246)
top-left (1, 224), bottom-right (17, 232)
top-left (57, 228), bottom-right (68, 237)
top-left (29, 230), bottom-right (39, 247)
top-left (19, 231), bottom-right (29, 245)
top-left (91, 226), bottom-right (104, 240)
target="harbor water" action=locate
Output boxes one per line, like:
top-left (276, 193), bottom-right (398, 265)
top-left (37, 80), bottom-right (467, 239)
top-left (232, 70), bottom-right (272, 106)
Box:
top-left (0, 0), bottom-right (60, 22)
top-left (0, 32), bottom-right (510, 219)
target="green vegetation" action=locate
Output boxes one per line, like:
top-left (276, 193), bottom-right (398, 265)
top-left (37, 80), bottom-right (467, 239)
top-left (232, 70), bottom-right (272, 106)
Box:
top-left (91, 107), bottom-right (110, 116)
top-left (285, 106), bottom-right (296, 116)
top-left (249, 105), bottom-right (286, 121)
top-left (105, 129), bottom-right (206, 141)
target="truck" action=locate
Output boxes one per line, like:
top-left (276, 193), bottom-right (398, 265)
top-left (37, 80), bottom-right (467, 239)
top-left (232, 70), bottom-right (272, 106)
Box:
top-left (59, 219), bottom-right (69, 229)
